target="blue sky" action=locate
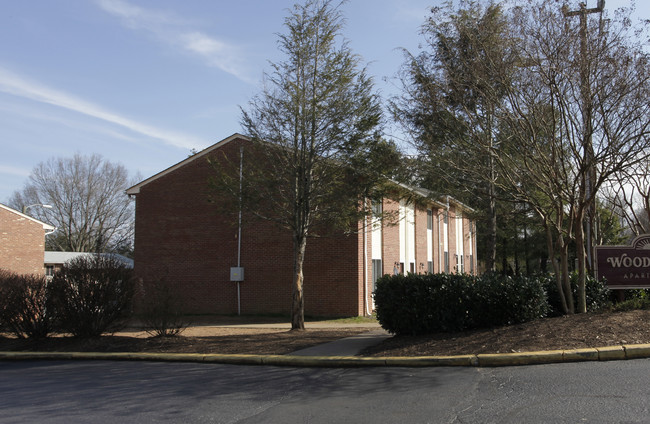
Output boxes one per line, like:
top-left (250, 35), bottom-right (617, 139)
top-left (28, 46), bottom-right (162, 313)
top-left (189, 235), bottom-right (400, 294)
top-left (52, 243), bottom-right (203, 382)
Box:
top-left (0, 0), bottom-right (647, 202)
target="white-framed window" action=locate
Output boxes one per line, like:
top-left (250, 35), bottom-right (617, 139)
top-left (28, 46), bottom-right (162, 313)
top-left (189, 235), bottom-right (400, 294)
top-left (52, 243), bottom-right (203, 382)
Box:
top-left (443, 211), bottom-right (449, 273)
top-left (399, 200), bottom-right (415, 274)
top-left (456, 212), bottom-right (464, 273)
top-left (372, 259), bottom-right (382, 291)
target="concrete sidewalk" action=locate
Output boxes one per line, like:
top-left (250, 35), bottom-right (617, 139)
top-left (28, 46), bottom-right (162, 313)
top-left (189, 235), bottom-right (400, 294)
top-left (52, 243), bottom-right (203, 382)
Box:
top-left (291, 329), bottom-right (391, 356)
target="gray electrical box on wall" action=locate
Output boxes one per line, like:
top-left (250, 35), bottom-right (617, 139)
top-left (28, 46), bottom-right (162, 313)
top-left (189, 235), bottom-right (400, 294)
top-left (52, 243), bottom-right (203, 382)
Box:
top-left (230, 267), bottom-right (244, 282)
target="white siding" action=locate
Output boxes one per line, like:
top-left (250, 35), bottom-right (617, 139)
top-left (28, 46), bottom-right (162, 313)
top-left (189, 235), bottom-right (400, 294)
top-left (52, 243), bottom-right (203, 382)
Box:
top-left (371, 205), bottom-right (382, 260)
top-left (456, 213), bottom-right (464, 273)
top-left (399, 200), bottom-right (415, 274)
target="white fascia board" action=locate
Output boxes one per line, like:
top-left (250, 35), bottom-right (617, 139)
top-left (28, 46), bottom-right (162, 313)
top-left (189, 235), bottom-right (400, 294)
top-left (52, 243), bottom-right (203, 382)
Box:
top-left (0, 203), bottom-right (55, 231)
top-left (390, 180), bottom-right (472, 212)
top-left (126, 133), bottom-right (250, 195)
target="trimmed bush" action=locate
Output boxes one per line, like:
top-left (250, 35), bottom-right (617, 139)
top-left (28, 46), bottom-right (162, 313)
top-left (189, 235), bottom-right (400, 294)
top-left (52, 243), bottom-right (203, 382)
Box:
top-left (48, 254), bottom-right (134, 337)
top-left (467, 273), bottom-right (549, 329)
top-left (0, 269), bottom-right (53, 338)
top-left (374, 273), bottom-right (473, 335)
top-left (374, 273), bottom-right (549, 336)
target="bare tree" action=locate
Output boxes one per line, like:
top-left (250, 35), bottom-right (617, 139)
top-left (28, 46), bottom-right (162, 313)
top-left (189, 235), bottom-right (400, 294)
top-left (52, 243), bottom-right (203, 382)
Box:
top-left (9, 154), bottom-right (135, 254)
top-left (601, 160), bottom-right (650, 238)
top-left (496, 0), bottom-right (650, 313)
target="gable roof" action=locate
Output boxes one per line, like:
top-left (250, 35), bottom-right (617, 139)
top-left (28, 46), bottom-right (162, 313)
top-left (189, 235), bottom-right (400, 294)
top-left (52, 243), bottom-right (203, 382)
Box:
top-left (126, 133), bottom-right (249, 195)
top-left (0, 203), bottom-right (55, 231)
top-left (126, 132), bottom-right (474, 214)
top-left (392, 182), bottom-right (475, 214)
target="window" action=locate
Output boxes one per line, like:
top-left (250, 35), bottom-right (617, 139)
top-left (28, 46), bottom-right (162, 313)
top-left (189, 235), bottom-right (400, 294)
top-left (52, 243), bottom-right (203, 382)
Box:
top-left (427, 209), bottom-right (433, 230)
top-left (371, 259), bottom-right (382, 291)
top-left (45, 265), bottom-right (54, 276)
top-left (372, 201), bottom-right (382, 217)
top-left (427, 261), bottom-right (433, 273)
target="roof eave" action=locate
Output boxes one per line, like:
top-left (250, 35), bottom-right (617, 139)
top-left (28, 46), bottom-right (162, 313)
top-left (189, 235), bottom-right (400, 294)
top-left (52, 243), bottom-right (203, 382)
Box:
top-left (126, 133), bottom-right (250, 195)
top-left (0, 203), bottom-right (56, 230)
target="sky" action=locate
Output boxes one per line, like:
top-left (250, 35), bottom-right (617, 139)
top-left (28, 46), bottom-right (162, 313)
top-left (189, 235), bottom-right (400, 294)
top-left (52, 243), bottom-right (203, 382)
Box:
top-left (0, 0), bottom-right (647, 203)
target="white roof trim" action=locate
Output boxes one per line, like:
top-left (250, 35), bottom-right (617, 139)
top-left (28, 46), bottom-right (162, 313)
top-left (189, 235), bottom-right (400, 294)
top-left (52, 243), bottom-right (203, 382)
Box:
top-left (391, 181), bottom-right (475, 213)
top-left (0, 203), bottom-right (55, 230)
top-left (126, 132), bottom-right (474, 215)
top-left (126, 133), bottom-right (250, 195)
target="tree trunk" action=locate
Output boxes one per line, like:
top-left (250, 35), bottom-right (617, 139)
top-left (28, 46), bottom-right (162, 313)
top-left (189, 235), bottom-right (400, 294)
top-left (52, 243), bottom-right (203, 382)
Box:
top-left (291, 234), bottom-right (307, 330)
top-left (575, 208), bottom-right (588, 313)
top-left (560, 241), bottom-right (575, 314)
top-left (546, 224), bottom-right (569, 314)
top-left (487, 164), bottom-right (498, 272)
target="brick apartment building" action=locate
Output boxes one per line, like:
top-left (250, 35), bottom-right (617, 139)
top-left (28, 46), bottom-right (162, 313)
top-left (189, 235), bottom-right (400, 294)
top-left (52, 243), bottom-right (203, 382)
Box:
top-left (127, 134), bottom-right (477, 317)
top-left (0, 204), bottom-right (55, 275)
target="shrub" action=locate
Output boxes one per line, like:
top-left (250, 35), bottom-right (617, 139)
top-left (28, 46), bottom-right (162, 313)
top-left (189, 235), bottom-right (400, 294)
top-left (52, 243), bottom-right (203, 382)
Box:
top-left (467, 273), bottom-right (549, 329)
top-left (612, 296), bottom-right (650, 312)
top-left (374, 273), bottom-right (474, 335)
top-left (374, 272), bottom-right (549, 336)
top-left (48, 254), bottom-right (134, 337)
top-left (545, 272), bottom-right (610, 315)
top-left (139, 276), bottom-right (189, 337)
top-left (0, 269), bottom-right (53, 338)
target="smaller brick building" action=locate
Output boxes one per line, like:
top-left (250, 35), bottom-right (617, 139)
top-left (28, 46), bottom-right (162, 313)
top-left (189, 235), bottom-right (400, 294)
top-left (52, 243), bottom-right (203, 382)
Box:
top-left (128, 134), bottom-right (478, 317)
top-left (0, 203), bottom-right (55, 275)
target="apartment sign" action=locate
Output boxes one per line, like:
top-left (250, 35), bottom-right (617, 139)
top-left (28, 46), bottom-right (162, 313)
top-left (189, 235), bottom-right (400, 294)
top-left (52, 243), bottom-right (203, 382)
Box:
top-left (596, 235), bottom-right (650, 289)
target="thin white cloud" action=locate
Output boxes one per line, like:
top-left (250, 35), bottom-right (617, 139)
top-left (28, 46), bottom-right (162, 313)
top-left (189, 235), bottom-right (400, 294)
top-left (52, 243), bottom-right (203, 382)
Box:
top-left (0, 67), bottom-right (208, 150)
top-left (0, 165), bottom-right (30, 178)
top-left (0, 100), bottom-right (141, 144)
top-left (96, 0), bottom-right (255, 84)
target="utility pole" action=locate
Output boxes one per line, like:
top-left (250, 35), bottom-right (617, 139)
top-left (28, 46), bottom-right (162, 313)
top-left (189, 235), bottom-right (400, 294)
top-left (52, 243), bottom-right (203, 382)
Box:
top-left (563, 1), bottom-right (605, 275)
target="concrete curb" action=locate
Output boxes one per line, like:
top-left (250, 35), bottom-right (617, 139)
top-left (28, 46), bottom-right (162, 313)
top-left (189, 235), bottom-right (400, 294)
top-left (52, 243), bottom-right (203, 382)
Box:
top-left (2, 343), bottom-right (650, 367)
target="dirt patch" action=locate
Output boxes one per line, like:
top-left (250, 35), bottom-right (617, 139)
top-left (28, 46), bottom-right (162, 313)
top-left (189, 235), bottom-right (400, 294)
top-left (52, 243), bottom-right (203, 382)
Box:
top-left (0, 328), bottom-right (368, 355)
top-left (362, 309), bottom-right (650, 356)
top-left (2, 310), bottom-right (650, 357)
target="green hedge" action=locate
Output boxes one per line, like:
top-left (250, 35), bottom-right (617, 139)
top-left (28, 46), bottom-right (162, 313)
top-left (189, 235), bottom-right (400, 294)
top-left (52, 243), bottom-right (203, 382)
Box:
top-left (544, 272), bottom-right (610, 316)
top-left (374, 273), bottom-right (549, 335)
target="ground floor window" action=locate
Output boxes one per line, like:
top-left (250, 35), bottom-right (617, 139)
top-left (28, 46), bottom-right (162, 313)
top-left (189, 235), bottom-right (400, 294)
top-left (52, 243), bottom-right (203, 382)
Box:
top-left (372, 259), bottom-right (382, 292)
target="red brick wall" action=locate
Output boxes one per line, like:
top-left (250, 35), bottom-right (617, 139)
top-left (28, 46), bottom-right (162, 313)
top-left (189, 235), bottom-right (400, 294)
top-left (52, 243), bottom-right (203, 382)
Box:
top-left (414, 205), bottom-right (428, 274)
top-left (133, 137), bottom-right (362, 317)
top-left (0, 206), bottom-right (47, 275)
top-left (132, 136), bottom-right (480, 317)
top-left (381, 199), bottom-right (400, 276)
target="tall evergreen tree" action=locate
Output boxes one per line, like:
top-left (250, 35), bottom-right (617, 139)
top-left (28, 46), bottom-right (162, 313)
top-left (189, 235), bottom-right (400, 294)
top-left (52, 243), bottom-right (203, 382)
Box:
top-left (391, 1), bottom-right (518, 272)
top-left (229, 0), bottom-right (394, 329)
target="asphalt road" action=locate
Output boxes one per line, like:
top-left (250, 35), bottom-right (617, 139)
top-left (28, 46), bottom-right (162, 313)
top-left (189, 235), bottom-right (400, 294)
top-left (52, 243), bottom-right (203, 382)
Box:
top-left (2, 359), bottom-right (650, 423)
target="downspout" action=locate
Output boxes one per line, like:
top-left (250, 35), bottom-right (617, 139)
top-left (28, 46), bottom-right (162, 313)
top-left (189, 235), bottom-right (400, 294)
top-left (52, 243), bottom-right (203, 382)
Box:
top-left (363, 197), bottom-right (371, 316)
top-left (237, 145), bottom-right (243, 316)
